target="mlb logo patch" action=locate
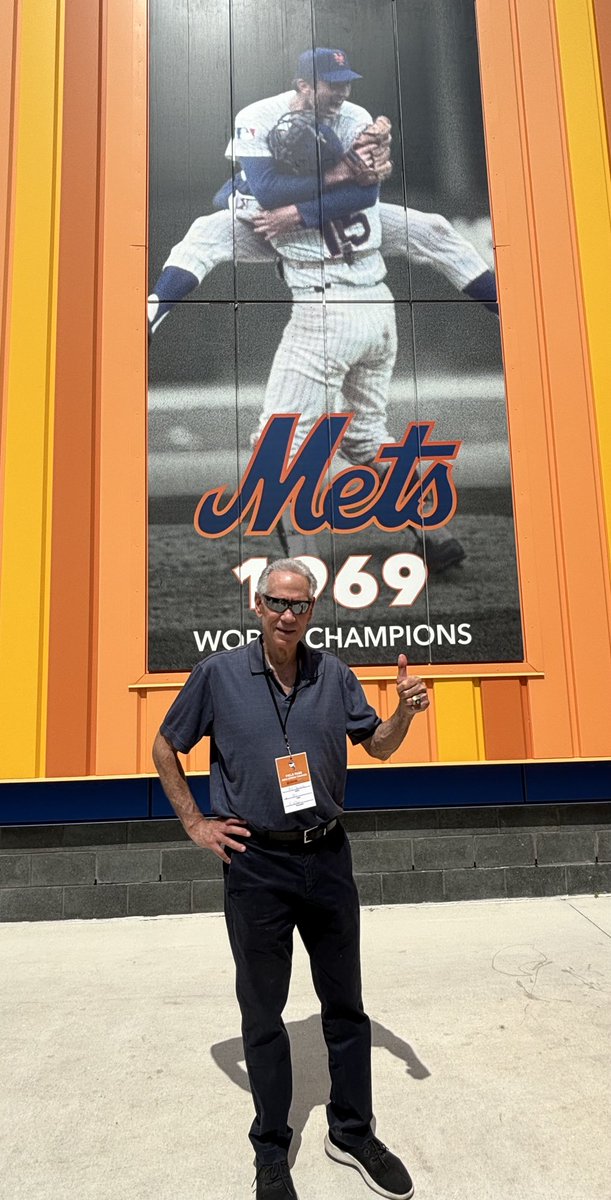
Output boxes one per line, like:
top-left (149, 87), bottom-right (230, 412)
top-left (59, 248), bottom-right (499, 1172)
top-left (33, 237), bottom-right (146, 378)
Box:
top-left (333, 52), bottom-right (345, 64)
top-left (236, 126), bottom-right (257, 140)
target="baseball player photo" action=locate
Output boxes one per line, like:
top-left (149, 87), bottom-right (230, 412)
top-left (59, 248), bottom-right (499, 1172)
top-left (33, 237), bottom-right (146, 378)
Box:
top-left (147, 0), bottom-right (524, 673)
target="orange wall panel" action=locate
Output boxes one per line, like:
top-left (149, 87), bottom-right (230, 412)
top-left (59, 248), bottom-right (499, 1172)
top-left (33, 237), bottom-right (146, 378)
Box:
top-left (348, 681), bottom-right (388, 767)
top-left (186, 739), bottom-right (211, 776)
top-left (480, 678), bottom-right (531, 760)
top-left (477, 0), bottom-right (573, 758)
top-left (92, 0), bottom-right (147, 775)
top-left (138, 688), bottom-right (172, 775)
top-left (479, 0), bottom-right (611, 758)
top-left (46, 0), bottom-right (102, 776)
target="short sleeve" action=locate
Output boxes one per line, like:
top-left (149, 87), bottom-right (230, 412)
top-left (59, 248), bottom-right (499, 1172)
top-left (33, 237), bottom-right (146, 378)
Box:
top-left (226, 105), bottom-right (274, 161)
top-left (159, 662), bottom-right (214, 753)
top-left (338, 661), bottom-right (382, 745)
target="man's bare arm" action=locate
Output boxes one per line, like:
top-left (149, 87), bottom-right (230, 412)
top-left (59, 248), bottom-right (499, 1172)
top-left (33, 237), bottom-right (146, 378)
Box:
top-left (152, 731), bottom-right (250, 863)
top-left (362, 655), bottom-right (429, 762)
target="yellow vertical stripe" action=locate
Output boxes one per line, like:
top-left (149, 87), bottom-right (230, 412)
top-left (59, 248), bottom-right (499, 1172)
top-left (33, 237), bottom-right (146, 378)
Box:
top-left (433, 680), bottom-right (485, 762)
top-left (472, 681), bottom-right (485, 757)
top-left (0, 0), bottom-right (64, 777)
top-left (553, 0), bottom-right (611, 564)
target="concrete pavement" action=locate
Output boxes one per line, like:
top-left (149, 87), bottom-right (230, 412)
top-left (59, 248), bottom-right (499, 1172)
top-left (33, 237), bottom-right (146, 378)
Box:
top-left (1, 895), bottom-right (610, 1200)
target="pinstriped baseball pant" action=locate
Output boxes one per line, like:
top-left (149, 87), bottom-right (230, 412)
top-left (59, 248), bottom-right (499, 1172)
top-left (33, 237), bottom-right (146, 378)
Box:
top-left (254, 282), bottom-right (398, 463)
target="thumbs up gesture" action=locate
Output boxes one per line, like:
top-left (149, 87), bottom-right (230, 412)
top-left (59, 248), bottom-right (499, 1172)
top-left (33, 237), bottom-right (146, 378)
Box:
top-left (396, 653), bottom-right (428, 714)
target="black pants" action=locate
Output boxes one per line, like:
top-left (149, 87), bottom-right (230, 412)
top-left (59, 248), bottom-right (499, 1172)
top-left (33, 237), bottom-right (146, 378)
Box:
top-left (223, 824), bottom-right (373, 1163)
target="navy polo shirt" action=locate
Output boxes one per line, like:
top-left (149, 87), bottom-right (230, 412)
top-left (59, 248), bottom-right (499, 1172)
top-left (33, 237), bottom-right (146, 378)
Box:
top-left (159, 635), bottom-right (382, 831)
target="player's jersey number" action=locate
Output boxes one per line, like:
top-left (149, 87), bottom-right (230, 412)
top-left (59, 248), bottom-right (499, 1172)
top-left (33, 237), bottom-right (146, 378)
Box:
top-left (323, 212), bottom-right (371, 259)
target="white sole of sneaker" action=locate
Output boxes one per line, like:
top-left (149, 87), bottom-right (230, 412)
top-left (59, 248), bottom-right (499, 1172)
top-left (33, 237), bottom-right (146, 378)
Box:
top-left (324, 1135), bottom-right (414, 1199)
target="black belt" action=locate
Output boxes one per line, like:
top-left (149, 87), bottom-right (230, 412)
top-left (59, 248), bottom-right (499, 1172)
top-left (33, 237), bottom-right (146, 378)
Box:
top-left (302, 280), bottom-right (385, 293)
top-left (249, 818), bottom-right (338, 846)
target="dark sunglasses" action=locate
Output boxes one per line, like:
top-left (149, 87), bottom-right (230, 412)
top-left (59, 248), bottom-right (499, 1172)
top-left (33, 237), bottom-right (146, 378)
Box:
top-left (261, 594), bottom-right (313, 615)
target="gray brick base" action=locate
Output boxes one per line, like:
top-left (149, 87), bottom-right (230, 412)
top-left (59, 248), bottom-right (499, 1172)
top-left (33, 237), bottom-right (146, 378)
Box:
top-left (1, 803), bottom-right (610, 921)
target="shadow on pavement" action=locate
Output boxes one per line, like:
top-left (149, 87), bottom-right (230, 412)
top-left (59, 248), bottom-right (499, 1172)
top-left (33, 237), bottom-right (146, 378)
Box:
top-left (211, 1013), bottom-right (430, 1164)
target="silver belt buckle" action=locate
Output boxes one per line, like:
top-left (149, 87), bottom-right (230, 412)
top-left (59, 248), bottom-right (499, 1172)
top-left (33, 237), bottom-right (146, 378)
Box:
top-left (303, 825), bottom-right (318, 844)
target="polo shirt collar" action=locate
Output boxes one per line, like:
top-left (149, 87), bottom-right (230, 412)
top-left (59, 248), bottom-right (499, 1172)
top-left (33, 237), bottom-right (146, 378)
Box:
top-left (247, 634), bottom-right (319, 685)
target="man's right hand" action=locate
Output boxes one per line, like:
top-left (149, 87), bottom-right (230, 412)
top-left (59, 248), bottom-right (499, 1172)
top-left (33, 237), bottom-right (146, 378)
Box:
top-left (152, 730), bottom-right (251, 865)
top-left (251, 204), bottom-right (302, 240)
top-left (187, 816), bottom-right (251, 864)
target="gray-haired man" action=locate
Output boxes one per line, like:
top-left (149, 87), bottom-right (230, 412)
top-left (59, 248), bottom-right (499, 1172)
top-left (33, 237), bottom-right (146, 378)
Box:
top-left (153, 557), bottom-right (428, 1200)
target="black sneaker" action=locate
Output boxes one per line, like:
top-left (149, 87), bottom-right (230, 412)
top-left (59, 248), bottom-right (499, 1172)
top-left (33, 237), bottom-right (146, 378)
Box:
top-left (254, 1159), bottom-right (299, 1199)
top-left (325, 1132), bottom-right (414, 1199)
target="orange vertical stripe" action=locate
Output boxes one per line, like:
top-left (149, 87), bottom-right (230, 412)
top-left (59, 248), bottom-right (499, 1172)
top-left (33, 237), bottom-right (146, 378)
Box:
top-left (384, 678), bottom-right (438, 765)
top-left (140, 689), bottom-right (177, 775)
top-left (477, 0), bottom-right (573, 754)
top-left (186, 737), bottom-right (212, 777)
top-left (480, 678), bottom-right (530, 759)
top-left (91, 0), bottom-right (147, 774)
top-left (349, 681), bottom-right (388, 767)
top-left (46, 0), bottom-right (102, 776)
top-left (593, 0), bottom-right (611, 159)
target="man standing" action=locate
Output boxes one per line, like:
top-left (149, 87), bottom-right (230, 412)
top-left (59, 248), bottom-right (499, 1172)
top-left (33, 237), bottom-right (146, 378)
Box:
top-left (153, 557), bottom-right (429, 1200)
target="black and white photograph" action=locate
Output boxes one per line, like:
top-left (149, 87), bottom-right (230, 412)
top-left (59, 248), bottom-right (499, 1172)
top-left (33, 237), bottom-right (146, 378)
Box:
top-left (148, 0), bottom-right (523, 672)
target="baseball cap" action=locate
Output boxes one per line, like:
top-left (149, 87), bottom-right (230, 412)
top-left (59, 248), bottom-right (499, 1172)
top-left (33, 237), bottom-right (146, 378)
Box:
top-left (297, 48), bottom-right (362, 84)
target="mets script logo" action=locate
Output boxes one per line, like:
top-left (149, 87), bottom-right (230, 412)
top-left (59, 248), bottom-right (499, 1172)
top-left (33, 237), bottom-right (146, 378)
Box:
top-left (194, 414), bottom-right (461, 539)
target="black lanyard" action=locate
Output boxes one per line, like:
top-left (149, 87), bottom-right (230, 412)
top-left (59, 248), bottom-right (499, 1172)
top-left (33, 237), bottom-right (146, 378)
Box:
top-left (261, 639), bottom-right (298, 762)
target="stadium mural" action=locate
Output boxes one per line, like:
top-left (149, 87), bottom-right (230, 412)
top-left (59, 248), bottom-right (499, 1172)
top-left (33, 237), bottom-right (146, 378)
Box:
top-left (147, 0), bottom-right (523, 672)
top-left (2, 0), bottom-right (611, 783)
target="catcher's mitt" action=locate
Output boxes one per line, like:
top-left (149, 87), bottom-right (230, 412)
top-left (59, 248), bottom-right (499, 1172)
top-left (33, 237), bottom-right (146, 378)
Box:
top-left (267, 111), bottom-right (390, 183)
top-left (351, 115), bottom-right (393, 181)
top-left (267, 111), bottom-right (344, 175)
